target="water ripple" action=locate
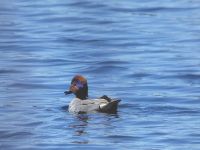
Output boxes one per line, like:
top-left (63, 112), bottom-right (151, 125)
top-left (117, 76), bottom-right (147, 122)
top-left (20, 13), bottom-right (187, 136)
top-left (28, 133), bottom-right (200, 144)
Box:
top-left (0, 0), bottom-right (200, 149)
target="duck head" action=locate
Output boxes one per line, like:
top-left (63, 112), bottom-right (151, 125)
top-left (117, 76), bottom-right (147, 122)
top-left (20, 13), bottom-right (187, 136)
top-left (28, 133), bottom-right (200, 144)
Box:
top-left (65, 75), bottom-right (88, 100)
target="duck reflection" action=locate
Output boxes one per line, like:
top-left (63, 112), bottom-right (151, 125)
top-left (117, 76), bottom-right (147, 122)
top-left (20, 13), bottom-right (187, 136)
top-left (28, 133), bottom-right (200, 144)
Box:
top-left (74, 114), bottom-right (89, 136)
top-left (68, 113), bottom-right (119, 144)
top-left (69, 113), bottom-right (89, 144)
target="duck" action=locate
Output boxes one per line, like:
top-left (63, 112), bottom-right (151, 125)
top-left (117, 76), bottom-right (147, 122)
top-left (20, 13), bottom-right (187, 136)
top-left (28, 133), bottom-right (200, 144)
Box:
top-left (64, 75), bottom-right (121, 114)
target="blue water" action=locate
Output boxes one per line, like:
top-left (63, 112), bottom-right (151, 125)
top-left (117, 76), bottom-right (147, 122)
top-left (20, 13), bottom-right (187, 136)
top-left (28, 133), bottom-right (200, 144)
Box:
top-left (0, 0), bottom-right (200, 149)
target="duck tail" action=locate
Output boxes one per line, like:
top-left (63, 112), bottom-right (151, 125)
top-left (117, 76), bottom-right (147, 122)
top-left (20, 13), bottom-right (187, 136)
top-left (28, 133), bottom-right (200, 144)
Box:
top-left (99, 99), bottom-right (121, 114)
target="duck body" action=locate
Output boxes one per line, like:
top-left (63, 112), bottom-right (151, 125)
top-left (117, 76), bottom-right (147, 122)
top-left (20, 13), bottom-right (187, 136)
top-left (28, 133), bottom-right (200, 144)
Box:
top-left (69, 97), bottom-right (121, 114)
top-left (65, 75), bottom-right (121, 114)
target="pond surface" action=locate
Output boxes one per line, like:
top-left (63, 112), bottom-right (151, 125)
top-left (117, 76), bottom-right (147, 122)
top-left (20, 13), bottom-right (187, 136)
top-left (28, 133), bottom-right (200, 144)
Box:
top-left (0, 0), bottom-right (200, 149)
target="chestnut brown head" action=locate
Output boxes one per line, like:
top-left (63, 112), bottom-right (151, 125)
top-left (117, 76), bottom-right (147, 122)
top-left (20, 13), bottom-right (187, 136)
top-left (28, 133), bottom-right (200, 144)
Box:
top-left (65, 75), bottom-right (88, 100)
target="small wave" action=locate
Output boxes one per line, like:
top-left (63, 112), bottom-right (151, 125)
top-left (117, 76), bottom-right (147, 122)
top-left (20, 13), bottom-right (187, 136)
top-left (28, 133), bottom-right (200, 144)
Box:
top-left (59, 37), bottom-right (105, 44)
top-left (68, 1), bottom-right (108, 9)
top-left (178, 74), bottom-right (200, 80)
top-left (105, 135), bottom-right (142, 142)
top-left (175, 38), bottom-right (200, 43)
top-left (0, 131), bottom-right (33, 139)
top-left (110, 6), bottom-right (199, 13)
top-left (176, 74), bottom-right (200, 84)
top-left (135, 6), bottom-right (198, 13)
top-left (0, 69), bottom-right (23, 74)
top-left (144, 105), bottom-right (200, 116)
top-left (83, 65), bottom-right (127, 74)
top-left (95, 60), bottom-right (129, 65)
top-left (9, 83), bottom-right (52, 89)
top-left (119, 103), bottom-right (140, 109)
top-left (14, 58), bottom-right (71, 66)
top-left (16, 121), bottom-right (44, 127)
top-left (126, 72), bottom-right (152, 78)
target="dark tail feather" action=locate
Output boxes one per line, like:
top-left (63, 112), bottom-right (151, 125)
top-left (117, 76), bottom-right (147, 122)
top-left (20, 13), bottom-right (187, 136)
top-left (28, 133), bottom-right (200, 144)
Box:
top-left (99, 100), bottom-right (121, 114)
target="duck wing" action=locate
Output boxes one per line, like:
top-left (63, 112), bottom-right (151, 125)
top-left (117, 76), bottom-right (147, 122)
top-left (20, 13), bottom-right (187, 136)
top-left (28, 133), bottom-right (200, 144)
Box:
top-left (98, 99), bottom-right (121, 114)
top-left (83, 97), bottom-right (121, 114)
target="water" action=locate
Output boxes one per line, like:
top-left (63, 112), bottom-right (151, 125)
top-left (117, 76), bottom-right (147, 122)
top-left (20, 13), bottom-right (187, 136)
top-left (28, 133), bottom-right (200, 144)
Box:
top-left (0, 0), bottom-right (200, 149)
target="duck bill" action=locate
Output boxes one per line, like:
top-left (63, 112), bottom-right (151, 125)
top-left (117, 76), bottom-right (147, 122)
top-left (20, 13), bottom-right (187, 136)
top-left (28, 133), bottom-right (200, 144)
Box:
top-left (64, 84), bottom-right (79, 95)
top-left (64, 90), bottom-right (72, 95)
